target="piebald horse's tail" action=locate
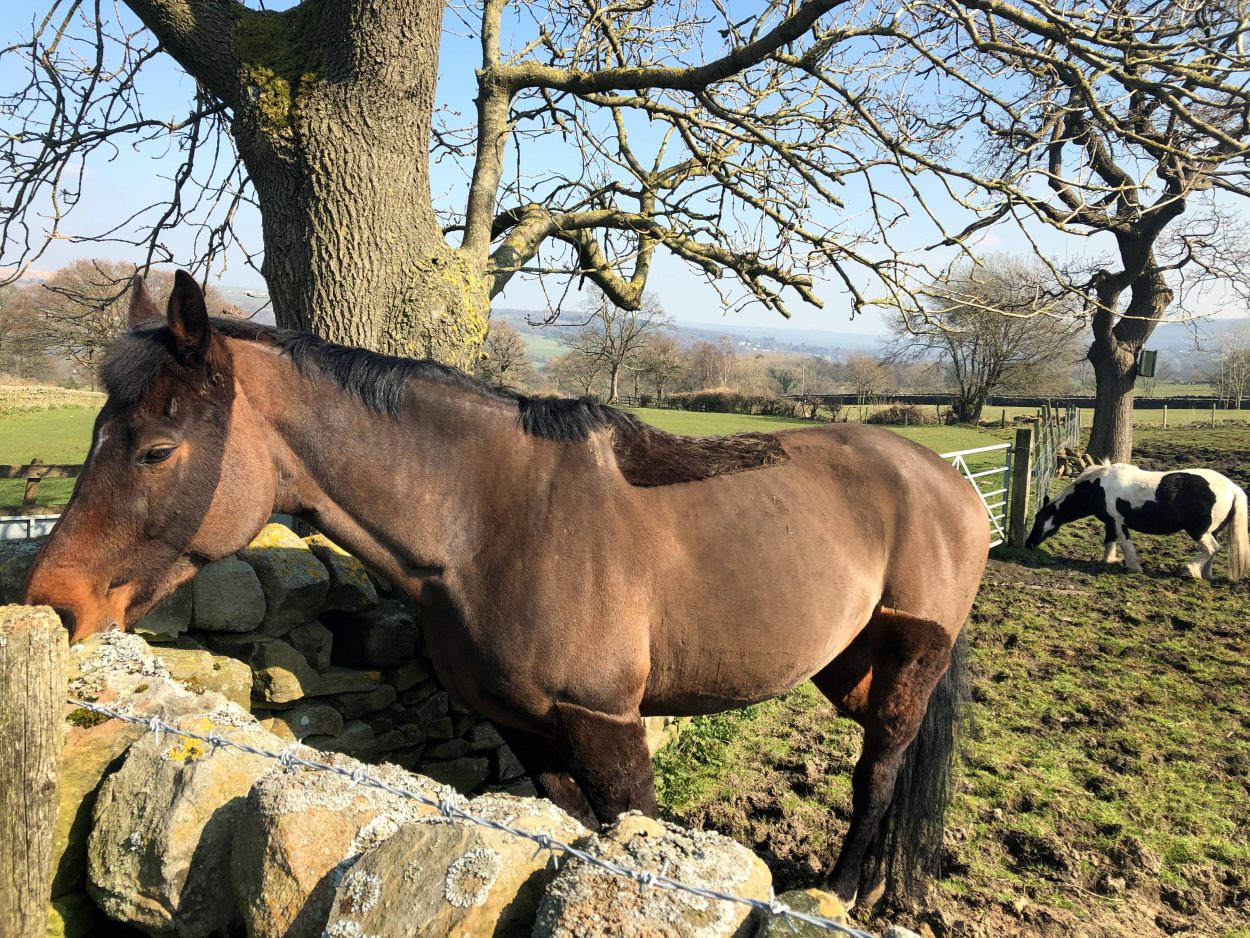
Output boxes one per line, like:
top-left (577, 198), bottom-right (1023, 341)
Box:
top-left (1228, 484), bottom-right (1248, 582)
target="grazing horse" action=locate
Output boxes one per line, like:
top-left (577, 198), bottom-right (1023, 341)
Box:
top-left (25, 272), bottom-right (989, 907)
top-left (1025, 462), bottom-right (1248, 581)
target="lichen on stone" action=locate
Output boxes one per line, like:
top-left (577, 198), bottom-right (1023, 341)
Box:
top-left (444, 846), bottom-right (502, 908)
top-left (339, 869), bottom-right (382, 915)
top-left (324, 920), bottom-right (380, 938)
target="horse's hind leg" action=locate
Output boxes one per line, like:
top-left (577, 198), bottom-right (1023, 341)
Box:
top-left (553, 701), bottom-right (658, 824)
top-left (492, 725), bottom-right (598, 827)
top-left (813, 607), bottom-right (954, 908)
top-left (1187, 533), bottom-right (1219, 580)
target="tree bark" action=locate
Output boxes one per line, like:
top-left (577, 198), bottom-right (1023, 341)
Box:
top-left (608, 365), bottom-right (620, 403)
top-left (1085, 259), bottom-right (1172, 463)
top-left (1087, 343), bottom-right (1137, 463)
top-left (127, 0), bottom-right (489, 365)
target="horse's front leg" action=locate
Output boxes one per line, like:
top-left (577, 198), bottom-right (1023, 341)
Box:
top-left (554, 700), bottom-right (658, 824)
top-left (1101, 521), bottom-right (1120, 564)
top-left (491, 725), bottom-right (599, 828)
top-left (1115, 522), bottom-right (1143, 572)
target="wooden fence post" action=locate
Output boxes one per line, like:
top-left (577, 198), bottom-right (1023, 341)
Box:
top-left (0, 605), bottom-right (67, 938)
top-left (1211, 403), bottom-right (1217, 427)
top-left (1162, 405), bottom-right (1168, 429)
top-left (1009, 425), bottom-right (1034, 548)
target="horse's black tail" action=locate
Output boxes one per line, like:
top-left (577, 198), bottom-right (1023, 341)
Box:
top-left (861, 629), bottom-right (971, 909)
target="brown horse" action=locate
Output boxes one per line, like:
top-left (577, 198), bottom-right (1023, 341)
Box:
top-left (26, 271), bottom-right (988, 907)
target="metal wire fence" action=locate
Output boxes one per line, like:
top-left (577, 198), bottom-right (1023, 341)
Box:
top-left (67, 697), bottom-right (878, 938)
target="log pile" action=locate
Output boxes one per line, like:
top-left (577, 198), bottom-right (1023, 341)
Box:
top-left (1055, 447), bottom-right (1096, 479)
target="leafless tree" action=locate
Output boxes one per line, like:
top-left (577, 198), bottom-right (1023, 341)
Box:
top-left (565, 290), bottom-right (671, 403)
top-left (634, 335), bottom-right (689, 402)
top-left (844, 351), bottom-right (894, 420)
top-left (860, 0), bottom-right (1250, 458)
top-left (547, 350), bottom-right (603, 398)
top-left (26, 260), bottom-right (233, 386)
top-left (1, 0), bottom-right (923, 368)
top-left (475, 322), bottom-right (536, 387)
top-left (0, 287), bottom-right (49, 380)
top-left (687, 338), bottom-right (739, 391)
top-left (1209, 325), bottom-right (1250, 409)
top-left (887, 257), bottom-right (1085, 422)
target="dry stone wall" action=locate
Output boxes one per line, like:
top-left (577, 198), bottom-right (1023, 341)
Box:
top-left (25, 627), bottom-right (862, 938)
top-left (0, 524), bottom-right (696, 936)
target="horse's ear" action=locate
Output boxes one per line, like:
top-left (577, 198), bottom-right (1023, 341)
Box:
top-left (127, 273), bottom-right (160, 329)
top-left (166, 269), bottom-right (211, 360)
top-left (1043, 495), bottom-right (1052, 508)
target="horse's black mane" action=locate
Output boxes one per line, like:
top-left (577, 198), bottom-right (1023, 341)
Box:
top-left (103, 318), bottom-right (791, 484)
top-left (103, 317), bottom-right (639, 443)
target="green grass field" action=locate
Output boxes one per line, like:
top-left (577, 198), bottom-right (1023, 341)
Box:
top-left (0, 407), bottom-right (98, 510)
top-left (520, 333), bottom-right (567, 365)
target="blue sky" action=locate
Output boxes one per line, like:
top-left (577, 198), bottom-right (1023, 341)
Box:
top-left (3, 1), bottom-right (1242, 334)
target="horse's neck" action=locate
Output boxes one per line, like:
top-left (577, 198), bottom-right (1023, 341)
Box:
top-left (235, 343), bottom-right (522, 584)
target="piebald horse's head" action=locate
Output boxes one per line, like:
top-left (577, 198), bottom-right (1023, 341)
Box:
top-left (1024, 465), bottom-right (1109, 550)
top-left (24, 271), bottom-right (277, 640)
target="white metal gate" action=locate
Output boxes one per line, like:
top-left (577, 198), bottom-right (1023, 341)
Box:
top-left (941, 442), bottom-right (1012, 549)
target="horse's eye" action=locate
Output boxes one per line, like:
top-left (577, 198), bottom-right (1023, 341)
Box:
top-left (141, 446), bottom-right (176, 465)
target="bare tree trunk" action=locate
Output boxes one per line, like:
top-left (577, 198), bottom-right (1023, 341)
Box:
top-left (1087, 344), bottom-right (1137, 462)
top-left (608, 364), bottom-right (621, 403)
top-left (1086, 259), bottom-right (1172, 464)
top-left (127, 0), bottom-right (489, 365)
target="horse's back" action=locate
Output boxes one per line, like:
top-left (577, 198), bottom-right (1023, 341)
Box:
top-left (635, 422), bottom-right (988, 711)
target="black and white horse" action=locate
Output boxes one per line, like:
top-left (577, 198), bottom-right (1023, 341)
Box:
top-left (1025, 462), bottom-right (1248, 581)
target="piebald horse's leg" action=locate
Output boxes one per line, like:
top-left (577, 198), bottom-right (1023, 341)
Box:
top-left (1187, 533), bottom-right (1219, 580)
top-left (1116, 522), bottom-right (1143, 572)
top-left (812, 608), bottom-right (953, 908)
top-left (553, 700), bottom-right (658, 824)
top-left (1102, 521), bottom-right (1120, 564)
top-left (492, 725), bottom-right (598, 828)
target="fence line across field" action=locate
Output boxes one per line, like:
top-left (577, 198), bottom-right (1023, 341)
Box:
top-left (65, 697), bottom-right (879, 938)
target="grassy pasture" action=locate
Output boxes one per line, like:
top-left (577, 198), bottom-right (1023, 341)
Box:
top-left (653, 423), bottom-right (1250, 937)
top-left (0, 407), bottom-right (99, 510)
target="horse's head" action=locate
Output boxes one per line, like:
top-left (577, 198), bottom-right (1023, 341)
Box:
top-left (1024, 495), bottom-right (1060, 549)
top-left (1024, 474), bottom-right (1105, 549)
top-left (24, 271), bottom-right (277, 640)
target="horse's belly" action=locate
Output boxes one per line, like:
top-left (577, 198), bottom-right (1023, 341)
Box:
top-left (641, 574), bottom-right (880, 716)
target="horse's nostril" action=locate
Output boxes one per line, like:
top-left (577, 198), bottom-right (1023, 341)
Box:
top-left (105, 621), bottom-right (121, 633)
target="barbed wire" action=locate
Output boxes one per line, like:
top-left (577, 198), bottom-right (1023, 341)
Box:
top-left (68, 697), bottom-right (878, 938)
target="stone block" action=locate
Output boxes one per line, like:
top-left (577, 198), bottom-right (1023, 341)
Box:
top-left (134, 582), bottom-right (193, 642)
top-left (87, 715), bottom-right (280, 936)
top-left (190, 557), bottom-right (265, 632)
top-left (533, 815), bottom-right (773, 938)
top-left (274, 700), bottom-right (344, 740)
top-left (231, 756), bottom-right (446, 938)
top-left (304, 534), bottom-right (378, 613)
top-left (238, 524), bottom-right (329, 635)
top-left (331, 683), bottom-right (397, 720)
top-left (287, 621), bottom-right (334, 670)
top-left (324, 599), bottom-right (419, 668)
top-left (323, 794), bottom-right (587, 938)
top-left (421, 757), bottom-right (490, 794)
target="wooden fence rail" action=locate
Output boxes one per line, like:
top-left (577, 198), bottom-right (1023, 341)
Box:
top-left (0, 460), bottom-right (84, 508)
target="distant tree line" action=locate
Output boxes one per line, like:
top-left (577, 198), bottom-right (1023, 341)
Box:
top-left (0, 260), bottom-right (241, 387)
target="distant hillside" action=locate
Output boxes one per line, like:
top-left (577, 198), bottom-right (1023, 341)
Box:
top-left (490, 306), bottom-right (885, 358)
